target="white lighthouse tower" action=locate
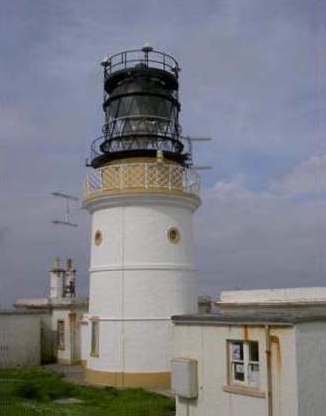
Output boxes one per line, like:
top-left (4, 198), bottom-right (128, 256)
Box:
top-left (83, 47), bottom-right (201, 388)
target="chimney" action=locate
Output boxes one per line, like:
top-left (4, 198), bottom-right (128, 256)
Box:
top-left (49, 257), bottom-right (65, 298)
top-left (64, 258), bottom-right (76, 298)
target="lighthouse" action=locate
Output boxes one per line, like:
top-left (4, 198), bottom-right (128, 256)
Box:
top-left (83, 47), bottom-right (201, 388)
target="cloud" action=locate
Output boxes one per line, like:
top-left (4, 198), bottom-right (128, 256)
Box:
top-left (195, 160), bottom-right (326, 295)
top-left (271, 155), bottom-right (326, 196)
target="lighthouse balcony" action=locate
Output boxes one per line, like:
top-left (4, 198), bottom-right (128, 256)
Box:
top-left (83, 160), bottom-right (200, 201)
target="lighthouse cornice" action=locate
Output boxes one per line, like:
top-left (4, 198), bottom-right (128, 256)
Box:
top-left (83, 189), bottom-right (201, 213)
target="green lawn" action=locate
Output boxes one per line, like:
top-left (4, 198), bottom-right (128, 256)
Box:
top-left (0, 368), bottom-right (175, 416)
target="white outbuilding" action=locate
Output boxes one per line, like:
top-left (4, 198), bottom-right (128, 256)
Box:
top-left (172, 288), bottom-right (326, 416)
top-left (14, 258), bottom-right (88, 366)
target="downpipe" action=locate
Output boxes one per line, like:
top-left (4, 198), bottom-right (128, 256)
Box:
top-left (265, 325), bottom-right (273, 416)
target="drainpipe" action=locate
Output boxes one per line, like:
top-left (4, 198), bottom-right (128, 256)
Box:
top-left (265, 325), bottom-right (273, 416)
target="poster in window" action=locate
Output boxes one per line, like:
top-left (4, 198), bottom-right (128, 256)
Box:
top-left (235, 363), bottom-right (244, 373)
top-left (233, 363), bottom-right (245, 381)
top-left (231, 343), bottom-right (243, 361)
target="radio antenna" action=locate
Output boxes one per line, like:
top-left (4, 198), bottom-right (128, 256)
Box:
top-left (51, 192), bottom-right (79, 227)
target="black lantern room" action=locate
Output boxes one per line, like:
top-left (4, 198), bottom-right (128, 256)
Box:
top-left (90, 47), bottom-right (191, 168)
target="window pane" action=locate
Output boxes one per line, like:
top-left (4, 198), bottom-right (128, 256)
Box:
top-left (231, 342), bottom-right (244, 361)
top-left (249, 341), bottom-right (259, 362)
top-left (248, 363), bottom-right (260, 387)
top-left (233, 362), bottom-right (245, 381)
top-left (91, 321), bottom-right (99, 356)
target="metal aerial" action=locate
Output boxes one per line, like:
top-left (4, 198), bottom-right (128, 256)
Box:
top-left (183, 136), bottom-right (213, 170)
top-left (51, 192), bottom-right (79, 227)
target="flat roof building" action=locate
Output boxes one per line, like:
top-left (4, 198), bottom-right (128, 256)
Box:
top-left (172, 288), bottom-right (326, 416)
top-left (2, 258), bottom-right (89, 368)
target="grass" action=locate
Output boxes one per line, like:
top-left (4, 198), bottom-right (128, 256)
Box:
top-left (0, 368), bottom-right (175, 416)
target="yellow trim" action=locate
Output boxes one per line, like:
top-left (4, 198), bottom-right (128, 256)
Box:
top-left (85, 368), bottom-right (171, 388)
top-left (85, 187), bottom-right (198, 198)
top-left (106, 157), bottom-right (179, 166)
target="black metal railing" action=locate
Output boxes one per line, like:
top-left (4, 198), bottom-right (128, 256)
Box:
top-left (101, 48), bottom-right (180, 78)
top-left (102, 116), bottom-right (180, 141)
top-left (89, 135), bottom-right (192, 165)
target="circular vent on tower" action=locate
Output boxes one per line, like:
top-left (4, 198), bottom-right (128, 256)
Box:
top-left (167, 227), bottom-right (180, 244)
top-left (94, 230), bottom-right (103, 246)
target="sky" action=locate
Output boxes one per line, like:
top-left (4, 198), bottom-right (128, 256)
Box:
top-left (0, 0), bottom-right (325, 307)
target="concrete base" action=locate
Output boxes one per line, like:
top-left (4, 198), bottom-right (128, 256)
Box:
top-left (85, 368), bottom-right (171, 388)
top-left (57, 358), bottom-right (82, 366)
top-left (57, 358), bottom-right (72, 365)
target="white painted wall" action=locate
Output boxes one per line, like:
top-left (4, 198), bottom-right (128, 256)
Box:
top-left (86, 193), bottom-right (199, 376)
top-left (173, 323), bottom-right (298, 416)
top-left (295, 322), bottom-right (326, 416)
top-left (270, 327), bottom-right (298, 416)
top-left (0, 313), bottom-right (41, 368)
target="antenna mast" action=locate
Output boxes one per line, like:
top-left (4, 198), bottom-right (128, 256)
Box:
top-left (51, 192), bottom-right (79, 227)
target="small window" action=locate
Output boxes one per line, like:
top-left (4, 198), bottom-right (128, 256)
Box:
top-left (94, 230), bottom-right (103, 246)
top-left (57, 320), bottom-right (65, 350)
top-left (91, 320), bottom-right (99, 357)
top-left (228, 340), bottom-right (260, 389)
top-left (167, 227), bottom-right (180, 244)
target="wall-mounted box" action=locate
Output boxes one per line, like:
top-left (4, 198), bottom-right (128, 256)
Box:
top-left (171, 357), bottom-right (198, 399)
